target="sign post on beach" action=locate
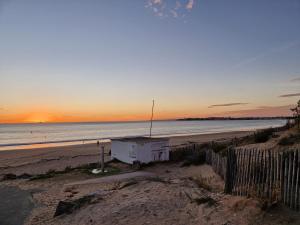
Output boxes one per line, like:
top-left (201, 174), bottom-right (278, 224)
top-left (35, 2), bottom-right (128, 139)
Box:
top-left (101, 145), bottom-right (105, 171)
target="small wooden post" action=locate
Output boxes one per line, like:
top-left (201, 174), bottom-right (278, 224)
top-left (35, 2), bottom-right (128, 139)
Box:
top-left (101, 145), bottom-right (105, 171)
top-left (296, 150), bottom-right (300, 210)
top-left (266, 150), bottom-right (272, 200)
top-left (254, 149), bottom-right (260, 197)
top-left (287, 152), bottom-right (292, 207)
top-left (284, 154), bottom-right (288, 205)
top-left (291, 150), bottom-right (296, 209)
top-left (258, 150), bottom-right (263, 198)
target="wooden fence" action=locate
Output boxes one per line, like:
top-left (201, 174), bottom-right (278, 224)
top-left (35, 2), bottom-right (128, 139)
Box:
top-left (225, 148), bottom-right (300, 211)
top-left (169, 144), bottom-right (205, 162)
top-left (170, 143), bottom-right (300, 211)
top-left (205, 148), bottom-right (227, 179)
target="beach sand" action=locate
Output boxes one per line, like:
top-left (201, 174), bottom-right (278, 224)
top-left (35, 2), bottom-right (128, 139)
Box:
top-left (0, 131), bottom-right (251, 176)
top-left (1, 129), bottom-right (300, 225)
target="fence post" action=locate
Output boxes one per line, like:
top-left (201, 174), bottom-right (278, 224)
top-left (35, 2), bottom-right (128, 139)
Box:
top-left (224, 148), bottom-right (230, 194)
top-left (296, 150), bottom-right (300, 210)
top-left (266, 150), bottom-right (272, 200)
top-left (291, 150), bottom-right (296, 209)
top-left (287, 151), bottom-right (292, 207)
top-left (284, 153), bottom-right (288, 205)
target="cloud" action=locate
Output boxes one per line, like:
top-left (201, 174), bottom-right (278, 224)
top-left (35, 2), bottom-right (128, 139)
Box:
top-left (145, 0), bottom-right (166, 17)
top-left (152, 0), bottom-right (162, 4)
top-left (145, 0), bottom-right (194, 19)
top-left (233, 40), bottom-right (300, 69)
top-left (208, 103), bottom-right (249, 108)
top-left (175, 1), bottom-right (181, 10)
top-left (291, 77), bottom-right (300, 82)
top-left (186, 0), bottom-right (195, 10)
top-left (279, 92), bottom-right (300, 98)
top-left (170, 9), bottom-right (178, 18)
top-left (218, 105), bottom-right (293, 117)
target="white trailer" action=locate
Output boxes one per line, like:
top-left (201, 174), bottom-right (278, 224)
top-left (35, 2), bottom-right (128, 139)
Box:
top-left (111, 137), bottom-right (169, 164)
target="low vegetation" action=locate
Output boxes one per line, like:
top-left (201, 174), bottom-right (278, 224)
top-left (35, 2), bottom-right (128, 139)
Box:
top-left (1, 173), bottom-right (32, 181)
top-left (210, 142), bottom-right (228, 154)
top-left (180, 151), bottom-right (206, 167)
top-left (278, 133), bottom-right (300, 146)
top-left (189, 176), bottom-right (212, 191)
top-left (1, 163), bottom-right (121, 181)
top-left (54, 194), bottom-right (101, 217)
top-left (30, 164), bottom-right (121, 181)
top-left (253, 128), bottom-right (275, 143)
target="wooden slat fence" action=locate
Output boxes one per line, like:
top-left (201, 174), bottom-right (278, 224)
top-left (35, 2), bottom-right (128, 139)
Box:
top-left (206, 148), bottom-right (227, 179)
top-left (224, 148), bottom-right (300, 211)
top-left (169, 144), bottom-right (205, 162)
top-left (170, 143), bottom-right (299, 211)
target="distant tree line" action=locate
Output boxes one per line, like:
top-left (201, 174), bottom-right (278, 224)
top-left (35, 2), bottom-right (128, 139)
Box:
top-left (177, 116), bottom-right (292, 121)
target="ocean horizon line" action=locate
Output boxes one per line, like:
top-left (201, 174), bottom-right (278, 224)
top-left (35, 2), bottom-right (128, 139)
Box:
top-left (0, 116), bottom-right (290, 125)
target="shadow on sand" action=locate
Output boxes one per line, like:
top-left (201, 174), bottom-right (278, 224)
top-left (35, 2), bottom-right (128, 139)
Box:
top-left (0, 185), bottom-right (34, 225)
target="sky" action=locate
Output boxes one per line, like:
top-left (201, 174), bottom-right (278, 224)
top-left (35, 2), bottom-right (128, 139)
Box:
top-left (0, 0), bottom-right (300, 123)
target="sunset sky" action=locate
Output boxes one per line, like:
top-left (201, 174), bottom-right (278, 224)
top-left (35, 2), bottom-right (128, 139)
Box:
top-left (1, 0), bottom-right (300, 123)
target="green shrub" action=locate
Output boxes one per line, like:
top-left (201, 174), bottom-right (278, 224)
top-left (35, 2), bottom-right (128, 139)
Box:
top-left (180, 151), bottom-right (206, 167)
top-left (254, 128), bottom-right (274, 143)
top-left (211, 142), bottom-right (228, 153)
top-left (278, 134), bottom-right (300, 146)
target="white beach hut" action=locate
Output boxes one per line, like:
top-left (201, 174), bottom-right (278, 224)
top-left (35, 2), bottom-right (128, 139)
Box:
top-left (111, 137), bottom-right (169, 165)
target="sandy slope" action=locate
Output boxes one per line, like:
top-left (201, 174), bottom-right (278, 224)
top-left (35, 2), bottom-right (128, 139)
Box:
top-left (2, 163), bottom-right (263, 225)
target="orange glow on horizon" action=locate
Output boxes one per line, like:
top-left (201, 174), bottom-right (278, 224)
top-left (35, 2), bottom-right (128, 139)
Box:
top-left (0, 104), bottom-right (292, 124)
top-left (0, 111), bottom-right (186, 123)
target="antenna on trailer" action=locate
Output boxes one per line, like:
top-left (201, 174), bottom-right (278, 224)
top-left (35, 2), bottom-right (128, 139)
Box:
top-left (150, 99), bottom-right (155, 137)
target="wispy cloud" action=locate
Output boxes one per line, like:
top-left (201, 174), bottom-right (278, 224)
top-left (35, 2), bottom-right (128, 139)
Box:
top-left (291, 77), bottom-right (300, 82)
top-left (208, 103), bottom-right (249, 108)
top-left (186, 0), bottom-right (195, 10)
top-left (170, 9), bottom-right (178, 18)
top-left (233, 40), bottom-right (300, 69)
top-left (279, 92), bottom-right (300, 98)
top-left (219, 105), bottom-right (293, 117)
top-left (145, 0), bottom-right (195, 19)
top-left (175, 1), bottom-right (181, 10)
top-left (152, 0), bottom-right (162, 4)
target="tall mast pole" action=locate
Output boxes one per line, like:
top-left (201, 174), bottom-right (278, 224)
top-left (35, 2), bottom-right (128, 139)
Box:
top-left (150, 99), bottom-right (154, 137)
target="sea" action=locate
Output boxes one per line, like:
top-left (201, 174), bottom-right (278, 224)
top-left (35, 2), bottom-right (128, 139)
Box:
top-left (0, 119), bottom-right (287, 151)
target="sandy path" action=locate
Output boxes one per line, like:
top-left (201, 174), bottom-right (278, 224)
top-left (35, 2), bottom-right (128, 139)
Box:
top-left (65, 171), bottom-right (154, 186)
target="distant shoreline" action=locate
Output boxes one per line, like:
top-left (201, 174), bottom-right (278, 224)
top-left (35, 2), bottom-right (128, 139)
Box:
top-left (0, 116), bottom-right (291, 125)
top-left (177, 116), bottom-right (291, 121)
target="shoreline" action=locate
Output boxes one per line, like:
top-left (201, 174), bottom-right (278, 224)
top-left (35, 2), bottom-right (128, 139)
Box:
top-left (0, 131), bottom-right (251, 176)
top-left (0, 119), bottom-right (286, 151)
top-left (0, 129), bottom-right (256, 152)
